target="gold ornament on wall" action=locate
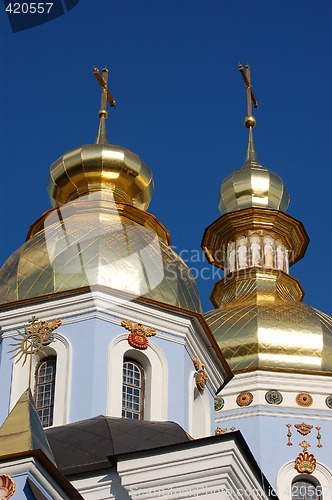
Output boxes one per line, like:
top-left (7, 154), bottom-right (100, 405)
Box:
top-left (286, 424), bottom-right (292, 446)
top-left (236, 392), bottom-right (253, 407)
top-left (0, 474), bottom-right (16, 499)
top-left (295, 422), bottom-right (313, 436)
top-left (296, 393), bottom-right (313, 407)
top-left (215, 427), bottom-right (227, 436)
top-left (316, 426), bottom-right (322, 448)
top-left (295, 452), bottom-right (317, 474)
top-left (193, 357), bottom-right (208, 391)
top-left (121, 320), bottom-right (156, 350)
top-left (8, 316), bottom-right (62, 388)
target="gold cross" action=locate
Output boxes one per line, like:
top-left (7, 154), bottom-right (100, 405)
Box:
top-left (93, 66), bottom-right (116, 116)
top-left (238, 62), bottom-right (258, 116)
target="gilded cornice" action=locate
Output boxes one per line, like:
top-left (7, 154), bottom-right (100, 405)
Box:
top-left (210, 269), bottom-right (304, 308)
top-left (26, 199), bottom-right (171, 246)
top-left (202, 207), bottom-right (309, 269)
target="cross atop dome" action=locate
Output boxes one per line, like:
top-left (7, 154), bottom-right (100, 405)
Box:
top-left (238, 62), bottom-right (258, 128)
top-left (93, 65), bottom-right (116, 144)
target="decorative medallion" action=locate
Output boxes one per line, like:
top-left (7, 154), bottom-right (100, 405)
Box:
top-left (214, 396), bottom-right (224, 411)
top-left (295, 422), bottom-right (313, 436)
top-left (296, 393), bottom-right (313, 407)
top-left (325, 395), bottom-right (332, 409)
top-left (215, 427), bottom-right (227, 435)
top-left (265, 390), bottom-right (283, 405)
top-left (8, 315), bottom-right (62, 388)
top-left (0, 474), bottom-right (16, 499)
top-left (8, 316), bottom-right (61, 365)
top-left (286, 424), bottom-right (292, 446)
top-left (299, 440), bottom-right (310, 452)
top-left (193, 357), bottom-right (208, 391)
top-left (316, 426), bottom-right (322, 448)
top-left (295, 451), bottom-right (316, 474)
top-left (121, 320), bottom-right (156, 350)
top-left (236, 392), bottom-right (253, 407)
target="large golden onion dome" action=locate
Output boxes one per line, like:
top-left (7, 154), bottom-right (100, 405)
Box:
top-left (204, 269), bottom-right (332, 374)
top-left (202, 63), bottom-right (332, 375)
top-left (0, 66), bottom-right (201, 312)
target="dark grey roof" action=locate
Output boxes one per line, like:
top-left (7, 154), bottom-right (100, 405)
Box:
top-left (46, 415), bottom-right (190, 475)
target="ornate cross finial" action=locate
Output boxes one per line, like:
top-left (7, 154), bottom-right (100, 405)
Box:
top-left (239, 62), bottom-right (258, 113)
top-left (93, 66), bottom-right (116, 117)
top-left (238, 62), bottom-right (260, 165)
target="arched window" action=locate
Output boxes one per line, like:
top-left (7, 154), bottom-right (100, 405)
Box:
top-left (122, 359), bottom-right (144, 420)
top-left (34, 356), bottom-right (56, 428)
top-left (291, 479), bottom-right (322, 500)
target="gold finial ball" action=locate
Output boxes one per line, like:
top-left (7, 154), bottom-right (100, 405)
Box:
top-left (244, 115), bottom-right (256, 128)
top-left (99, 109), bottom-right (108, 119)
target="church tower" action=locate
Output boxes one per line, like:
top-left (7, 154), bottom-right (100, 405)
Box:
top-left (0, 66), bottom-right (275, 500)
top-left (202, 63), bottom-right (332, 498)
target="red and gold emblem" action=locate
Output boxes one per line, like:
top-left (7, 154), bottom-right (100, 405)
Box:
top-left (121, 320), bottom-right (156, 350)
top-left (236, 392), bottom-right (253, 407)
top-left (193, 357), bottom-right (208, 391)
top-left (295, 422), bottom-right (313, 436)
top-left (215, 427), bottom-right (227, 435)
top-left (0, 474), bottom-right (16, 499)
top-left (295, 451), bottom-right (316, 474)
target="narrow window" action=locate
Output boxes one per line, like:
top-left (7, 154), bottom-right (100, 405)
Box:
top-left (34, 356), bottom-right (56, 428)
top-left (291, 479), bottom-right (322, 500)
top-left (122, 359), bottom-right (144, 420)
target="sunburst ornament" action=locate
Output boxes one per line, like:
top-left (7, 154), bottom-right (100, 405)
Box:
top-left (8, 316), bottom-right (62, 387)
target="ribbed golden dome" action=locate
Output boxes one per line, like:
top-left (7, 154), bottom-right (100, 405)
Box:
top-left (0, 197), bottom-right (201, 311)
top-left (0, 66), bottom-right (201, 312)
top-left (218, 129), bottom-right (290, 215)
top-left (204, 63), bottom-right (332, 375)
top-left (205, 301), bottom-right (332, 375)
top-left (47, 143), bottom-right (154, 211)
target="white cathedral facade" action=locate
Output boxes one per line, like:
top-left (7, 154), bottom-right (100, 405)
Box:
top-left (0, 67), bottom-right (331, 500)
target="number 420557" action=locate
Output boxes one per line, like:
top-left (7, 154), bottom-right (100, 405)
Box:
top-left (6, 3), bottom-right (53, 14)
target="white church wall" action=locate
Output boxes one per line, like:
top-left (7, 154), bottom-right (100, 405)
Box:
top-left (0, 288), bottom-right (228, 434)
top-left (0, 336), bottom-right (14, 427)
top-left (276, 459), bottom-right (332, 500)
top-left (9, 331), bottom-right (72, 426)
top-left (117, 435), bottom-right (274, 499)
top-left (214, 371), bottom-right (332, 490)
top-left (107, 333), bottom-right (168, 421)
top-left (188, 370), bottom-right (211, 438)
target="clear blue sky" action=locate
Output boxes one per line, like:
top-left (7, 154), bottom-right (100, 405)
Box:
top-left (0, 0), bottom-right (331, 314)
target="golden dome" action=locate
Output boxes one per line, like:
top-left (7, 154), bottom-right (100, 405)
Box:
top-left (0, 197), bottom-right (201, 311)
top-left (205, 301), bottom-right (332, 375)
top-left (47, 143), bottom-right (154, 211)
top-left (204, 269), bottom-right (332, 374)
top-left (218, 128), bottom-right (290, 215)
top-left (0, 66), bottom-right (201, 312)
top-left (203, 64), bottom-right (332, 376)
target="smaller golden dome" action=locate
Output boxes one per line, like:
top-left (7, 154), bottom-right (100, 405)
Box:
top-left (218, 128), bottom-right (290, 215)
top-left (47, 66), bottom-right (154, 211)
top-left (47, 143), bottom-right (154, 211)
